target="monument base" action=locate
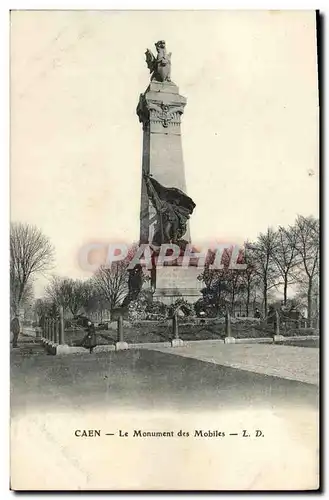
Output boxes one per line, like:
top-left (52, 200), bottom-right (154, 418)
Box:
top-left (152, 266), bottom-right (203, 305)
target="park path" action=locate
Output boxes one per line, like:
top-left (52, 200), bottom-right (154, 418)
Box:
top-left (10, 333), bottom-right (45, 358)
top-left (145, 342), bottom-right (319, 386)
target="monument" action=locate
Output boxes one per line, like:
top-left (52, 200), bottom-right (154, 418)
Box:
top-left (136, 40), bottom-right (202, 304)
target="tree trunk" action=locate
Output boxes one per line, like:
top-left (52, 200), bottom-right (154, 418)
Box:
top-left (17, 282), bottom-right (26, 312)
top-left (215, 286), bottom-right (221, 316)
top-left (263, 285), bottom-right (267, 318)
top-left (246, 284), bottom-right (251, 317)
top-left (307, 281), bottom-right (313, 328)
top-left (283, 275), bottom-right (288, 306)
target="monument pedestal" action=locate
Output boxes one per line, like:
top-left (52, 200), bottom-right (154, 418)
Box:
top-left (153, 266), bottom-right (202, 305)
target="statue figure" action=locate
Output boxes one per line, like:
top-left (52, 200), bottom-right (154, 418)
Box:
top-left (143, 172), bottom-right (195, 246)
top-left (145, 40), bottom-right (172, 83)
top-left (121, 264), bottom-right (144, 308)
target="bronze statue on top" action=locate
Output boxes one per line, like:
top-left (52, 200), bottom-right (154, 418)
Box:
top-left (145, 40), bottom-right (172, 83)
top-left (143, 172), bottom-right (195, 247)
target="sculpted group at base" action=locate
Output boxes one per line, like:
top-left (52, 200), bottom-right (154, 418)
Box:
top-left (74, 429), bottom-right (265, 438)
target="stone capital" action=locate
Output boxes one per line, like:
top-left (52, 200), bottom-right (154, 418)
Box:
top-left (137, 89), bottom-right (186, 131)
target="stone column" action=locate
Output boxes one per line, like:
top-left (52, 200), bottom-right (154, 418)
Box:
top-left (137, 81), bottom-right (189, 244)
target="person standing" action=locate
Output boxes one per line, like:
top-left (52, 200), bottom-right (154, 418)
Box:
top-left (254, 308), bottom-right (261, 319)
top-left (82, 321), bottom-right (97, 354)
top-left (10, 315), bottom-right (20, 348)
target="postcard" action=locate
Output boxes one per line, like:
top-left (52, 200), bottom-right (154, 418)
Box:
top-left (10, 10), bottom-right (319, 491)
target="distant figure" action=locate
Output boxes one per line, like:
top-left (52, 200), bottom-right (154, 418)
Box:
top-left (82, 321), bottom-right (97, 354)
top-left (11, 316), bottom-right (20, 348)
top-left (254, 308), bottom-right (261, 319)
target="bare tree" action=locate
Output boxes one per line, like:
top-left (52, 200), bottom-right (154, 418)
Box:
top-left (45, 276), bottom-right (70, 311)
top-left (220, 248), bottom-right (245, 315)
top-left (10, 273), bottom-right (34, 316)
top-left (45, 277), bottom-right (93, 316)
top-left (10, 222), bottom-right (54, 314)
top-left (240, 247), bottom-right (261, 317)
top-left (271, 227), bottom-right (301, 305)
top-left (33, 297), bottom-right (56, 323)
top-left (83, 281), bottom-right (111, 321)
top-left (93, 260), bottom-right (129, 312)
top-left (248, 228), bottom-right (280, 317)
top-left (294, 276), bottom-right (319, 325)
top-left (63, 279), bottom-right (91, 316)
top-left (197, 248), bottom-right (245, 316)
top-left (198, 250), bottom-right (229, 315)
top-left (288, 215), bottom-right (319, 326)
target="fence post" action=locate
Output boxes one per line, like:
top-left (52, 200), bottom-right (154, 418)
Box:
top-left (51, 319), bottom-right (55, 343)
top-left (59, 306), bottom-right (65, 345)
top-left (273, 310), bottom-right (284, 342)
top-left (171, 309), bottom-right (184, 347)
top-left (115, 314), bottom-right (128, 351)
top-left (275, 310), bottom-right (280, 336)
top-left (224, 309), bottom-right (235, 344)
top-left (46, 318), bottom-right (49, 340)
top-left (117, 315), bottom-right (124, 343)
top-left (54, 320), bottom-right (58, 344)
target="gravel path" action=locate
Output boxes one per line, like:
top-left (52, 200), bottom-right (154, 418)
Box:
top-left (146, 342), bottom-right (319, 385)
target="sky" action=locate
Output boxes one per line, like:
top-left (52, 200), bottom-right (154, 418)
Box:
top-left (10, 10), bottom-right (319, 296)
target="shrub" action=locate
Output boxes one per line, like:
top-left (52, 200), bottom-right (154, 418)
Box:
top-left (128, 290), bottom-right (172, 322)
top-left (146, 300), bottom-right (169, 320)
top-left (170, 298), bottom-right (195, 317)
top-left (128, 290), bottom-right (152, 322)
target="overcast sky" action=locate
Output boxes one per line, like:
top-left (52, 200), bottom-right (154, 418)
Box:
top-left (10, 10), bottom-right (319, 296)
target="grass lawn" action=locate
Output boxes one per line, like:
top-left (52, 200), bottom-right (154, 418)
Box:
top-left (277, 338), bottom-right (319, 348)
top-left (65, 323), bottom-right (224, 346)
top-left (63, 320), bottom-right (319, 347)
